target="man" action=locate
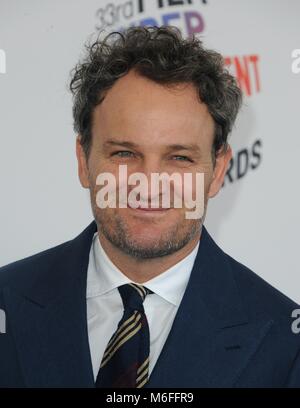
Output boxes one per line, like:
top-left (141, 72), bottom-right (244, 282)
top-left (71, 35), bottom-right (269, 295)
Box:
top-left (0, 26), bottom-right (300, 388)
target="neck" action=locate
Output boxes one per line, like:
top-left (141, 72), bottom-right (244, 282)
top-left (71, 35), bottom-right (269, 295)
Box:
top-left (97, 230), bottom-right (201, 283)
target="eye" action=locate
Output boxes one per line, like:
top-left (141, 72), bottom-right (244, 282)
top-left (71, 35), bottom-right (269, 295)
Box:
top-left (172, 155), bottom-right (193, 162)
top-left (112, 150), bottom-right (134, 158)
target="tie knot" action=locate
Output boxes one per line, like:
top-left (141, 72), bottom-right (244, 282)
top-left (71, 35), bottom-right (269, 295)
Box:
top-left (118, 283), bottom-right (153, 312)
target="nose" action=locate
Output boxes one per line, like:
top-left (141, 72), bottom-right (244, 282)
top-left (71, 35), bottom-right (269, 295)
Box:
top-left (132, 156), bottom-right (179, 209)
top-left (139, 156), bottom-right (163, 178)
top-left (129, 156), bottom-right (167, 205)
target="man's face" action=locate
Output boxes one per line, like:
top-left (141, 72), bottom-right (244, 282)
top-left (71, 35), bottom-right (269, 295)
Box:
top-left (77, 69), bottom-right (231, 259)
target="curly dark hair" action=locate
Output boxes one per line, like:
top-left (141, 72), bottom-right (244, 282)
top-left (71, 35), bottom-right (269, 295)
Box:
top-left (69, 25), bottom-right (242, 161)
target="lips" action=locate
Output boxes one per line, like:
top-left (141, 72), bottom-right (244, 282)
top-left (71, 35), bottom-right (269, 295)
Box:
top-left (128, 204), bottom-right (171, 211)
top-left (135, 207), bottom-right (170, 211)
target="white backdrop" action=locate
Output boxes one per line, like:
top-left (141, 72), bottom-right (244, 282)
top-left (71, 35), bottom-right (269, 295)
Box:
top-left (0, 0), bottom-right (299, 302)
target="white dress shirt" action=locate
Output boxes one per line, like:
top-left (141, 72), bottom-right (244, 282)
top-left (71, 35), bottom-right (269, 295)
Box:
top-left (86, 232), bottom-right (200, 381)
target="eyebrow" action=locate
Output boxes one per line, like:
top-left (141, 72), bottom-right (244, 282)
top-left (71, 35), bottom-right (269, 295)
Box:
top-left (167, 144), bottom-right (202, 154)
top-left (103, 139), bottom-right (202, 154)
top-left (103, 140), bottom-right (139, 149)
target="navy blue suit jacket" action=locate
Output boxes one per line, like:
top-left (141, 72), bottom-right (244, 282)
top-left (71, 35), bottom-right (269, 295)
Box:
top-left (1, 220), bottom-right (300, 387)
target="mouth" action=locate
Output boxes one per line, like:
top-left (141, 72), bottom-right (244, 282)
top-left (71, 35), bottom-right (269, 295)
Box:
top-left (127, 204), bottom-right (172, 215)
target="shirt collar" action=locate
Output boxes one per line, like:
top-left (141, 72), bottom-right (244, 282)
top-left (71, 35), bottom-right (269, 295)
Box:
top-left (87, 232), bottom-right (200, 307)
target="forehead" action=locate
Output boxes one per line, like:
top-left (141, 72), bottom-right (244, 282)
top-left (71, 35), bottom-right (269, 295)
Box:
top-left (92, 69), bottom-right (214, 147)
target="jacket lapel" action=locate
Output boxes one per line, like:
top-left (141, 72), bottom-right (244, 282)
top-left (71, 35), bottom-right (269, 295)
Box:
top-left (146, 226), bottom-right (274, 388)
top-left (3, 222), bottom-right (98, 387)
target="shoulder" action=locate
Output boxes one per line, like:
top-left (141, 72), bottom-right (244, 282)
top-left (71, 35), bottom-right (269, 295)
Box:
top-left (225, 252), bottom-right (299, 318)
top-left (0, 220), bottom-right (97, 303)
top-left (202, 225), bottom-right (299, 317)
top-left (0, 240), bottom-right (71, 291)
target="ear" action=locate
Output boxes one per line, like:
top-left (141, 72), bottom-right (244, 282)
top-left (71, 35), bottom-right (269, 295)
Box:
top-left (208, 144), bottom-right (232, 198)
top-left (76, 136), bottom-right (90, 188)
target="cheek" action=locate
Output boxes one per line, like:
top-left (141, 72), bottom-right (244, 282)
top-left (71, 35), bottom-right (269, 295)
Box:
top-left (87, 158), bottom-right (116, 188)
top-left (192, 163), bottom-right (214, 196)
top-left (201, 161), bottom-right (214, 189)
top-left (204, 171), bottom-right (214, 193)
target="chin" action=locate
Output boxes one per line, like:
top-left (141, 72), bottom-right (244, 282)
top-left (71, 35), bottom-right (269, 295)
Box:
top-left (128, 225), bottom-right (166, 242)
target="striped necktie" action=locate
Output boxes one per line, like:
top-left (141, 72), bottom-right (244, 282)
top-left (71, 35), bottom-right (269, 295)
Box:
top-left (95, 283), bottom-right (153, 388)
